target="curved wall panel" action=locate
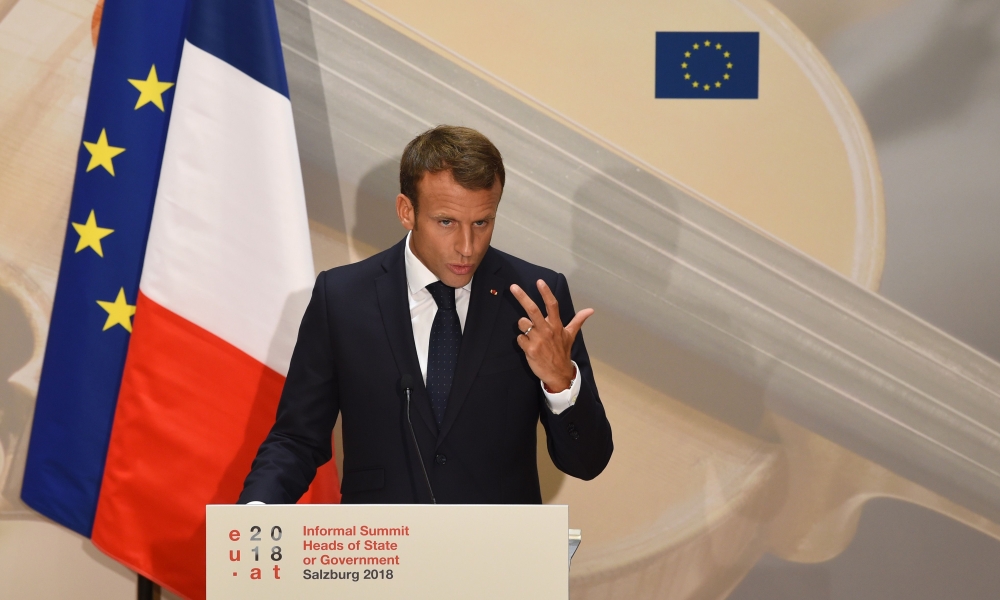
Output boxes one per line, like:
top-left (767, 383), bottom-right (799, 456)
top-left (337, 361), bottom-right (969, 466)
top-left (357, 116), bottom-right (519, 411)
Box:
top-left (277, 0), bottom-right (1000, 596)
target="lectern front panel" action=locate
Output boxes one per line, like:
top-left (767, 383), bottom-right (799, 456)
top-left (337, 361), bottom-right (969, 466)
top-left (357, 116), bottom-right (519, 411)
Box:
top-left (207, 504), bottom-right (568, 599)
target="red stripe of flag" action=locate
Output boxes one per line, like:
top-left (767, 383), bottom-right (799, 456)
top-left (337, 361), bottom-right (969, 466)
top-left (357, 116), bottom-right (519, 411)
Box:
top-left (92, 292), bottom-right (339, 599)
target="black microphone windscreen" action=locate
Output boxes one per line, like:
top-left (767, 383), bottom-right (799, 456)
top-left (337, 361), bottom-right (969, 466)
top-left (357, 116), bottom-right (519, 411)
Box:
top-left (401, 374), bottom-right (414, 390)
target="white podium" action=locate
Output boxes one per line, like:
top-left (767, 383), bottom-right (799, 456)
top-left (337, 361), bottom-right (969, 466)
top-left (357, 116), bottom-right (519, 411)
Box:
top-left (207, 504), bottom-right (571, 599)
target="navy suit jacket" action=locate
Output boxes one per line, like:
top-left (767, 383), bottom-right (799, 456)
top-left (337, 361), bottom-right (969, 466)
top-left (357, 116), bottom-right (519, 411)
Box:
top-left (238, 239), bottom-right (613, 504)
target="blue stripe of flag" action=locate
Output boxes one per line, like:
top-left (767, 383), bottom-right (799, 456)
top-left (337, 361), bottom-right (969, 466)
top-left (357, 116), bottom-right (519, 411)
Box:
top-left (186, 0), bottom-right (290, 97)
top-left (21, 0), bottom-right (189, 536)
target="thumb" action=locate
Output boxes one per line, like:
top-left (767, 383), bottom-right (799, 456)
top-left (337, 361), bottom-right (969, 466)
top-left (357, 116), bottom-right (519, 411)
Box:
top-left (565, 308), bottom-right (594, 338)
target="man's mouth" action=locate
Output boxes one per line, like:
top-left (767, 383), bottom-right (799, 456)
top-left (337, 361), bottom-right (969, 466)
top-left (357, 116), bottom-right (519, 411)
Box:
top-left (447, 263), bottom-right (473, 276)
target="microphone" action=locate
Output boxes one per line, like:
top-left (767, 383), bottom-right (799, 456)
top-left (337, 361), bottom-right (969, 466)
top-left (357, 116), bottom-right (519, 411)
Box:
top-left (402, 375), bottom-right (436, 504)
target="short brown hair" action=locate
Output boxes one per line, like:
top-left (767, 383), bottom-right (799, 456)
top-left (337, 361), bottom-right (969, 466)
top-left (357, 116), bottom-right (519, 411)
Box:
top-left (399, 125), bottom-right (505, 213)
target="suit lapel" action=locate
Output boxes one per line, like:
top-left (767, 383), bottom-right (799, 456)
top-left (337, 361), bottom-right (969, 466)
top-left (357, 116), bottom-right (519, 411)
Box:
top-left (437, 248), bottom-right (506, 446)
top-left (374, 241), bottom-right (438, 436)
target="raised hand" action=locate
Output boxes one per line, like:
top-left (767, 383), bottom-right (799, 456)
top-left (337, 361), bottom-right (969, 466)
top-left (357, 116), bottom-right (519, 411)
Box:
top-left (509, 279), bottom-right (594, 393)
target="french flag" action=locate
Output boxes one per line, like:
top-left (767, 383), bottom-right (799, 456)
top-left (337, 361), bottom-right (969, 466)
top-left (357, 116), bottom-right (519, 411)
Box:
top-left (22, 0), bottom-right (339, 597)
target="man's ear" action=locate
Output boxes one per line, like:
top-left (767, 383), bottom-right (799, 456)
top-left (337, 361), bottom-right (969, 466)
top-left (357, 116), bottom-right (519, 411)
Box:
top-left (396, 193), bottom-right (416, 231)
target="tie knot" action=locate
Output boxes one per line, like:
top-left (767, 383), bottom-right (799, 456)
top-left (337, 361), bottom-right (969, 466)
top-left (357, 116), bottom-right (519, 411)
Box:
top-left (426, 281), bottom-right (457, 310)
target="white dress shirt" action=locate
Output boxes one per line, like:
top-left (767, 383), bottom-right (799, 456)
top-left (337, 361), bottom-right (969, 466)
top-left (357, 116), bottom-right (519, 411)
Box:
top-left (404, 232), bottom-right (579, 414)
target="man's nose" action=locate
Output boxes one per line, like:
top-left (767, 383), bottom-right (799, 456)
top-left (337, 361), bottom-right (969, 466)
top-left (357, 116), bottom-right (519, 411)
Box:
top-left (456, 226), bottom-right (474, 257)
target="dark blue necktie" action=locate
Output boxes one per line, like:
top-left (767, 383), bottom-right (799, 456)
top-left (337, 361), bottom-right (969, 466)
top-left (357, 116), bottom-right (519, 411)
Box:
top-left (426, 281), bottom-right (462, 425)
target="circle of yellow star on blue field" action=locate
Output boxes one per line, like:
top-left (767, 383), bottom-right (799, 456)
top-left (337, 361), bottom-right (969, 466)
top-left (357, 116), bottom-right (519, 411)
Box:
top-left (680, 40), bottom-right (734, 92)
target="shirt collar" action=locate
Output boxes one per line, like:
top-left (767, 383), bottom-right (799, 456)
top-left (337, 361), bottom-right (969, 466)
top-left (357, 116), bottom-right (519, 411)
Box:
top-left (404, 231), bottom-right (473, 295)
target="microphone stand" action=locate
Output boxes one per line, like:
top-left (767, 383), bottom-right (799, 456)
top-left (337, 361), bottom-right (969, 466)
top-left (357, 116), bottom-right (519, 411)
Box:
top-left (402, 376), bottom-right (436, 504)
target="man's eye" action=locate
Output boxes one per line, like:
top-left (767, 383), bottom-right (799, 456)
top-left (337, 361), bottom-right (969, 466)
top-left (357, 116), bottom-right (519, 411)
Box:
top-left (474, 220), bottom-right (487, 227)
top-left (439, 220), bottom-right (452, 226)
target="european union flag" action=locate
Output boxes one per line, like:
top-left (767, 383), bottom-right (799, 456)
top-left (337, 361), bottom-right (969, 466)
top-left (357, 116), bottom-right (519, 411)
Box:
top-left (21, 0), bottom-right (188, 535)
top-left (655, 32), bottom-right (759, 99)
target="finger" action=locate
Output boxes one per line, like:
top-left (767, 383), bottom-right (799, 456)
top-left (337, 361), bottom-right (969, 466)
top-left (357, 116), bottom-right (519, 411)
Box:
top-left (509, 284), bottom-right (546, 328)
top-left (517, 317), bottom-right (533, 334)
top-left (564, 308), bottom-right (595, 338)
top-left (516, 332), bottom-right (530, 350)
top-left (536, 280), bottom-right (563, 328)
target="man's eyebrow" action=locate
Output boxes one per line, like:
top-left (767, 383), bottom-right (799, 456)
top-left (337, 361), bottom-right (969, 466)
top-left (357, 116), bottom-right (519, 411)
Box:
top-left (428, 211), bottom-right (496, 220)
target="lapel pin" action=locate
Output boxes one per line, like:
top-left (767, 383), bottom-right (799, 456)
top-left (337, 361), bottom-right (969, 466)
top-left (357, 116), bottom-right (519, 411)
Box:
top-left (490, 289), bottom-right (498, 296)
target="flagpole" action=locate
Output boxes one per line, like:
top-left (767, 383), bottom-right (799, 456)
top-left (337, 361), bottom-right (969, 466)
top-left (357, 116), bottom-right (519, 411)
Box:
top-left (137, 575), bottom-right (159, 600)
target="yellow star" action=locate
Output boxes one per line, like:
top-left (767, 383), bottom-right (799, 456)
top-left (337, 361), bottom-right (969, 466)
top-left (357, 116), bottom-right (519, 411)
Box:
top-left (681, 62), bottom-right (688, 69)
top-left (693, 43), bottom-right (699, 49)
top-left (684, 73), bottom-right (691, 80)
top-left (71, 210), bottom-right (114, 257)
top-left (96, 288), bottom-right (136, 332)
top-left (128, 65), bottom-right (174, 111)
top-left (715, 81), bottom-right (722, 88)
top-left (716, 43), bottom-right (722, 50)
top-left (82, 129), bottom-right (125, 176)
top-left (724, 51), bottom-right (730, 57)
top-left (727, 62), bottom-right (733, 69)
top-left (684, 51), bottom-right (691, 57)
top-left (703, 84), bottom-right (710, 90)
top-left (724, 73), bottom-right (730, 80)
top-left (693, 81), bottom-right (699, 88)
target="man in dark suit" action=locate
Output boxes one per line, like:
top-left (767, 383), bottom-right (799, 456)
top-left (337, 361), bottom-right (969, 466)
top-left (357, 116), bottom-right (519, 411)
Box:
top-left (239, 125), bottom-right (613, 504)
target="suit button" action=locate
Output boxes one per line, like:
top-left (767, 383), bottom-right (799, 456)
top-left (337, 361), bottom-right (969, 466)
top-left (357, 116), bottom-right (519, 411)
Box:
top-left (435, 454), bottom-right (447, 465)
top-left (568, 424), bottom-right (579, 440)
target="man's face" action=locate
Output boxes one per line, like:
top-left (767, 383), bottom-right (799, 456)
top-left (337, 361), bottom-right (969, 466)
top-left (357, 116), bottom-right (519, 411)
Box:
top-left (396, 169), bottom-right (501, 288)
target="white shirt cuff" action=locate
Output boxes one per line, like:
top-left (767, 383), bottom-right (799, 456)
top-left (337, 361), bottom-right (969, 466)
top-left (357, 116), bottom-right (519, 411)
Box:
top-left (542, 361), bottom-right (581, 415)
top-left (247, 501), bottom-right (265, 505)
